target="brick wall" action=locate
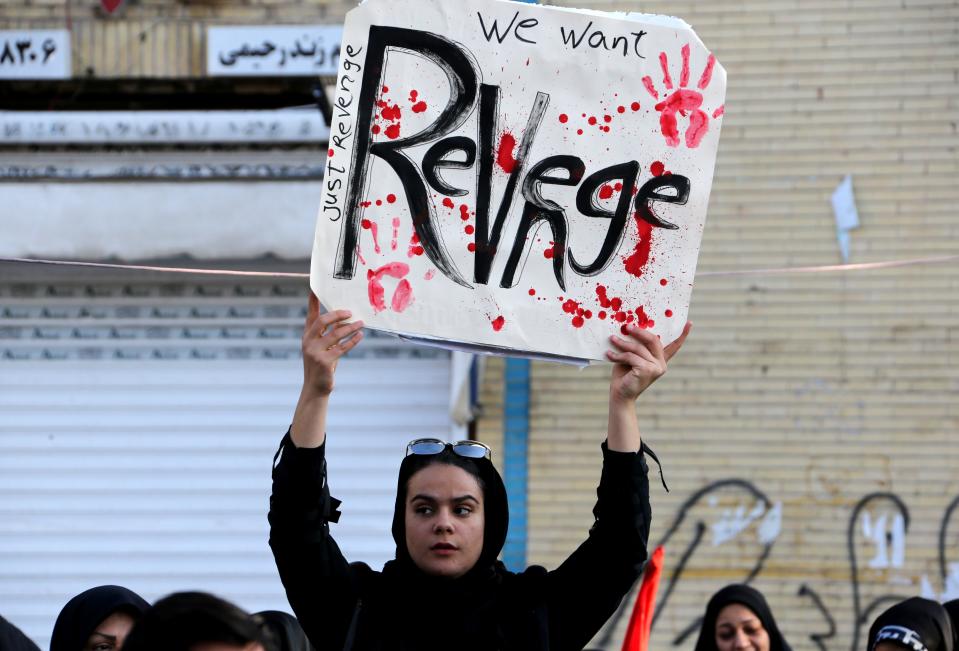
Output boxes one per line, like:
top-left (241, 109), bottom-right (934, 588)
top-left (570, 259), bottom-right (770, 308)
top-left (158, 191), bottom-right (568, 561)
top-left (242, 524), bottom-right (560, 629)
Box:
top-left (506, 2), bottom-right (959, 651)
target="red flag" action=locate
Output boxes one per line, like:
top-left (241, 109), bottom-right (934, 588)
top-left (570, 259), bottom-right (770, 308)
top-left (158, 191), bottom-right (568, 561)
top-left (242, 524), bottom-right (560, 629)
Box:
top-left (101, 0), bottom-right (124, 13)
top-left (621, 545), bottom-right (665, 651)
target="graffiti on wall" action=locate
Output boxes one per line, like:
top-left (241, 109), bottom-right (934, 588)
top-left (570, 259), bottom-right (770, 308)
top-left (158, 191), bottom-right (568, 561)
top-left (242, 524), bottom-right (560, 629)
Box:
top-left (590, 481), bottom-right (959, 651)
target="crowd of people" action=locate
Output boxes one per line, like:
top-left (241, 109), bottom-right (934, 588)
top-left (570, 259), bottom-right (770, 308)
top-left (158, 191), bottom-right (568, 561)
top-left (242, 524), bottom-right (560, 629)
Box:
top-left (2, 297), bottom-right (957, 651)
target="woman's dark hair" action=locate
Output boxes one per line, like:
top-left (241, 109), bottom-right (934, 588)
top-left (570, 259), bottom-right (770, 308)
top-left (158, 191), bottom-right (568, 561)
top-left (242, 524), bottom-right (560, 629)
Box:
top-left (122, 591), bottom-right (276, 651)
top-left (390, 445), bottom-right (508, 573)
top-left (50, 585), bottom-right (149, 651)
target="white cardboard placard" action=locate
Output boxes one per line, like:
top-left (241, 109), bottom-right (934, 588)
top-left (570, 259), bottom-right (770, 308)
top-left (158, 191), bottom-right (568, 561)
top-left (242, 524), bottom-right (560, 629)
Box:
top-left (311, 0), bottom-right (725, 363)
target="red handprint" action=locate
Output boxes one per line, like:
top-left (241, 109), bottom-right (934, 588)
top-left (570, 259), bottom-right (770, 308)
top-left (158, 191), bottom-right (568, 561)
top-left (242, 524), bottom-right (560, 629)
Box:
top-left (643, 44), bottom-right (723, 149)
top-left (367, 262), bottom-right (414, 313)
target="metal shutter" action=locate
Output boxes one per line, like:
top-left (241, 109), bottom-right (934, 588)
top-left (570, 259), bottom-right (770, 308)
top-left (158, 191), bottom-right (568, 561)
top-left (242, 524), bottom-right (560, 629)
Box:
top-left (0, 279), bottom-right (452, 649)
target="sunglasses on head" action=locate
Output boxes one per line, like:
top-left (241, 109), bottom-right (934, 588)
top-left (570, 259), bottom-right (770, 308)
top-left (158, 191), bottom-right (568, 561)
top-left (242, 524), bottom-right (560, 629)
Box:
top-left (405, 438), bottom-right (492, 460)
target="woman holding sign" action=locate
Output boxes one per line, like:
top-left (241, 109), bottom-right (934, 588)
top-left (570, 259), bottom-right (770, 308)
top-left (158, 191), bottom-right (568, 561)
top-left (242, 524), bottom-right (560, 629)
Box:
top-left (269, 294), bottom-right (690, 651)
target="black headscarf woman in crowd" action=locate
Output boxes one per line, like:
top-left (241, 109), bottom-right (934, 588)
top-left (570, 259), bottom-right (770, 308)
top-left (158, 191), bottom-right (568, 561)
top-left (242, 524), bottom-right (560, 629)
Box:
top-left (867, 597), bottom-right (954, 651)
top-left (0, 613), bottom-right (41, 651)
top-left (50, 585), bottom-right (149, 651)
top-left (693, 584), bottom-right (792, 651)
top-left (268, 296), bottom-right (691, 650)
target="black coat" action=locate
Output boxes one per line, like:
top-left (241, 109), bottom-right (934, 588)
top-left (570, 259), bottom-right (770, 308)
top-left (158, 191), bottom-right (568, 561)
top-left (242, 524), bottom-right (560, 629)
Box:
top-left (268, 433), bottom-right (651, 651)
top-left (0, 614), bottom-right (40, 651)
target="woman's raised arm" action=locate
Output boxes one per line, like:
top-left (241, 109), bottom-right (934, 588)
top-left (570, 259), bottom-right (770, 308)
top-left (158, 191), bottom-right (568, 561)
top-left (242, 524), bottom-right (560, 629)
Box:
top-left (604, 321), bottom-right (692, 452)
top-left (290, 293), bottom-right (364, 448)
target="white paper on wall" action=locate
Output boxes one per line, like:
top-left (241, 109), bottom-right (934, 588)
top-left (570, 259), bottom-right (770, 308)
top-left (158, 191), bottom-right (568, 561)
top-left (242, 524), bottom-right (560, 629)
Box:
top-left (311, 0), bottom-right (726, 363)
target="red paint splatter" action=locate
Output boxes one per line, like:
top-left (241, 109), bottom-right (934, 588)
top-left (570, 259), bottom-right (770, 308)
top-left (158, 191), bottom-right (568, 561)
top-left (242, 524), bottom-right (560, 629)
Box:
top-left (385, 123), bottom-right (401, 140)
top-left (614, 182), bottom-right (623, 191)
top-left (651, 161), bottom-right (665, 176)
top-left (465, 224), bottom-right (475, 235)
top-left (665, 309), bottom-right (673, 317)
top-left (631, 100), bottom-right (641, 111)
top-left (460, 204), bottom-right (470, 221)
top-left (496, 133), bottom-right (518, 173)
top-left (603, 114), bottom-right (612, 123)
top-left (409, 90), bottom-right (418, 101)
top-left (412, 101), bottom-right (428, 113)
top-left (679, 44), bottom-right (691, 87)
top-left (659, 52), bottom-right (673, 90)
top-left (372, 124), bottom-right (381, 134)
top-left (361, 219), bottom-right (381, 254)
top-left (610, 297), bottom-right (623, 311)
top-left (381, 103), bottom-right (402, 121)
top-left (617, 105), bottom-right (625, 113)
top-left (576, 129), bottom-right (584, 135)
top-left (559, 113), bottom-right (568, 123)
top-left (624, 217), bottom-right (654, 278)
top-left (467, 243), bottom-right (476, 252)
top-left (528, 288), bottom-right (536, 296)
top-left (562, 299), bottom-right (579, 314)
top-left (602, 126), bottom-right (610, 133)
top-left (588, 116), bottom-right (597, 126)
top-left (641, 77), bottom-right (659, 99)
top-left (544, 242), bottom-right (556, 259)
top-left (442, 197), bottom-right (455, 209)
top-left (636, 306), bottom-right (651, 328)
top-left (491, 316), bottom-right (505, 332)
top-left (390, 217), bottom-right (400, 251)
top-left (367, 262), bottom-right (412, 313)
top-left (572, 316), bottom-right (585, 328)
top-left (698, 54), bottom-right (717, 89)
top-left (328, 148), bottom-right (334, 157)
top-left (424, 269), bottom-right (435, 280)
top-left (599, 311), bottom-right (607, 320)
top-left (360, 201), bottom-right (372, 208)
top-left (382, 85), bottom-right (389, 93)
top-left (387, 194), bottom-right (397, 204)
top-left (596, 285), bottom-right (611, 308)
top-left (615, 311), bottom-right (627, 323)
top-left (376, 199), bottom-right (382, 206)
top-left (713, 105), bottom-right (725, 118)
top-left (598, 184), bottom-right (614, 200)
top-left (660, 278), bottom-right (668, 286)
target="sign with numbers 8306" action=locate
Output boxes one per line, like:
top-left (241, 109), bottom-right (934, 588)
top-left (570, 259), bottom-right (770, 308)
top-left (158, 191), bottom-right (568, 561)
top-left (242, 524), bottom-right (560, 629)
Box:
top-left (0, 30), bottom-right (71, 80)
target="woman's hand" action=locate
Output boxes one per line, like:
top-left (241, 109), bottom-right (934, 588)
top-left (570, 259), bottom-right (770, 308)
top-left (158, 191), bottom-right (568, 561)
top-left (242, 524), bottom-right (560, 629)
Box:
top-left (291, 293), bottom-right (364, 448)
top-left (604, 321), bottom-right (691, 453)
top-left (301, 293), bottom-right (365, 399)
top-left (607, 321), bottom-right (692, 404)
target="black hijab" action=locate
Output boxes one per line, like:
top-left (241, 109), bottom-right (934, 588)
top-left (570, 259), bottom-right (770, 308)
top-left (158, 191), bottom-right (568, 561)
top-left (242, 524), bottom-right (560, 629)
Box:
top-left (693, 584), bottom-right (792, 651)
top-left (867, 597), bottom-right (955, 651)
top-left (50, 585), bottom-right (149, 651)
top-left (254, 610), bottom-right (314, 651)
top-left (350, 446), bottom-right (515, 650)
top-left (0, 614), bottom-right (40, 651)
top-left (388, 445), bottom-right (509, 576)
top-left (944, 600), bottom-right (959, 648)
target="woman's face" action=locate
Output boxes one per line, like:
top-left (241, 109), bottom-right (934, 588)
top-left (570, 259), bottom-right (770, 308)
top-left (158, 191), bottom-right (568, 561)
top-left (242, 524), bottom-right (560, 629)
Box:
top-left (715, 603), bottom-right (771, 651)
top-left (83, 611), bottom-right (136, 651)
top-left (404, 463), bottom-right (485, 578)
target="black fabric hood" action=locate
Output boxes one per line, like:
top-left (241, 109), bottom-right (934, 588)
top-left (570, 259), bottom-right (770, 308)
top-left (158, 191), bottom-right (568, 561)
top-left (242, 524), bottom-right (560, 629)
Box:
top-left (0, 615), bottom-right (40, 651)
top-left (867, 597), bottom-right (955, 651)
top-left (692, 584), bottom-right (792, 651)
top-left (390, 448), bottom-right (508, 575)
top-left (50, 585), bottom-right (150, 651)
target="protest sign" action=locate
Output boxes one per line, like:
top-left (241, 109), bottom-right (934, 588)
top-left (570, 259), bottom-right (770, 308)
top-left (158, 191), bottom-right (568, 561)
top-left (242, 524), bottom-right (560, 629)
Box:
top-left (311, 0), bottom-right (725, 362)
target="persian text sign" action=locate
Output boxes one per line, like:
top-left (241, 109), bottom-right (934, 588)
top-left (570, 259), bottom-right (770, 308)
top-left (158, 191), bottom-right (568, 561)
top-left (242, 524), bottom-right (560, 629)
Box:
top-left (312, 0), bottom-right (725, 362)
top-left (0, 30), bottom-right (70, 79)
top-left (208, 26), bottom-right (341, 76)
